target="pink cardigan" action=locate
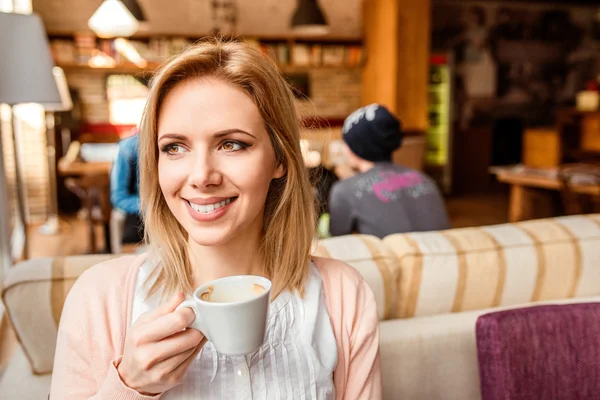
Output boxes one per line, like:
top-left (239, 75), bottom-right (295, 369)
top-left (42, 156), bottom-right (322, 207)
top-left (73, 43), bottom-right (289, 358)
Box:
top-left (49, 254), bottom-right (382, 399)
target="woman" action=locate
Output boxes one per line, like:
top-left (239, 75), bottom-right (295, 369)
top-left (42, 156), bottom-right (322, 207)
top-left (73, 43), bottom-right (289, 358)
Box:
top-left (50, 39), bottom-right (381, 399)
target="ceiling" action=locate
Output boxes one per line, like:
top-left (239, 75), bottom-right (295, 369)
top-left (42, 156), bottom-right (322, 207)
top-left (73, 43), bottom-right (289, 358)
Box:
top-left (32, 0), bottom-right (363, 38)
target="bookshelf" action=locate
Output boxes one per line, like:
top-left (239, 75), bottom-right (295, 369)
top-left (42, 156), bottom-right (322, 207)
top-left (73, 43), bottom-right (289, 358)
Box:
top-left (56, 62), bottom-right (160, 74)
top-left (56, 62), bottom-right (362, 75)
top-left (49, 34), bottom-right (365, 74)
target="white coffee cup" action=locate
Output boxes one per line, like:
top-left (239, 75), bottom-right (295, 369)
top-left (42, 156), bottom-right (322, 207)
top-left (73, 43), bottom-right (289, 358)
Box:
top-left (176, 275), bottom-right (272, 356)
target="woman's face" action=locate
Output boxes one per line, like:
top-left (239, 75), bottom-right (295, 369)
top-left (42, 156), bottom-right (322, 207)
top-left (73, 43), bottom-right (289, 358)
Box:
top-left (157, 78), bottom-right (285, 246)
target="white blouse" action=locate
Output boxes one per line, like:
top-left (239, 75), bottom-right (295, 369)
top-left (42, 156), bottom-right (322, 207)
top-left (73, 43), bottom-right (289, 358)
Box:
top-left (131, 262), bottom-right (338, 399)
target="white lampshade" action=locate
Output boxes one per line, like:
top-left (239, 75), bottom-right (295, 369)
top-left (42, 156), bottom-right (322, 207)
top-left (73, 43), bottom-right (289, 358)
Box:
top-left (88, 0), bottom-right (139, 38)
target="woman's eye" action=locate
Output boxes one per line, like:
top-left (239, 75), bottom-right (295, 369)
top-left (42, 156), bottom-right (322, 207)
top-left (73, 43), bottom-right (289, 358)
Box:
top-left (163, 144), bottom-right (185, 155)
top-left (221, 141), bottom-right (247, 152)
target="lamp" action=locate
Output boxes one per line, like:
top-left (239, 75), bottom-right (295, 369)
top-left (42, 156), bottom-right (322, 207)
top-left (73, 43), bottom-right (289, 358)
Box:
top-left (88, 0), bottom-right (139, 38)
top-left (122, 0), bottom-right (146, 21)
top-left (122, 0), bottom-right (148, 32)
top-left (291, 0), bottom-right (330, 36)
top-left (38, 67), bottom-right (73, 236)
top-left (0, 11), bottom-right (64, 260)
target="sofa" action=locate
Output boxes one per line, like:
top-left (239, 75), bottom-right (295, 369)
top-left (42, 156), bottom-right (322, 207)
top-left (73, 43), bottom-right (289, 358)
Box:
top-left (2, 214), bottom-right (600, 399)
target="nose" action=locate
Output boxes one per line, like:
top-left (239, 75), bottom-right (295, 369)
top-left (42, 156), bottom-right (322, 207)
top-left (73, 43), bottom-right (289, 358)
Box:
top-left (187, 150), bottom-right (222, 188)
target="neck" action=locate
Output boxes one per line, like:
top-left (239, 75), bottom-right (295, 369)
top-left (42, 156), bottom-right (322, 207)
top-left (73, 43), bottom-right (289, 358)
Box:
top-left (357, 160), bottom-right (376, 173)
top-left (187, 221), bottom-right (265, 287)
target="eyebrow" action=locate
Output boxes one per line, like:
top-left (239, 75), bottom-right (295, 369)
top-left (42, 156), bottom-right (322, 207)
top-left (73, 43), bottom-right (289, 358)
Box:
top-left (214, 129), bottom-right (257, 139)
top-left (158, 129), bottom-right (257, 142)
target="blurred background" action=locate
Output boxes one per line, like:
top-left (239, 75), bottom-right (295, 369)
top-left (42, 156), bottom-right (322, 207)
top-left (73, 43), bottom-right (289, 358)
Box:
top-left (4, 1), bottom-right (600, 397)
top-left (3, 0), bottom-right (600, 261)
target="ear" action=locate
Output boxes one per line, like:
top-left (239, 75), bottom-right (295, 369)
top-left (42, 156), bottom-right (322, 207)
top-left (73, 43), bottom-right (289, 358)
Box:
top-left (273, 162), bottom-right (286, 179)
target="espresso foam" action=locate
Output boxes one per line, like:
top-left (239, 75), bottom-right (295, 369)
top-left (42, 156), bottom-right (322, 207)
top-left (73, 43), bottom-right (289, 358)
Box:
top-left (201, 283), bottom-right (266, 303)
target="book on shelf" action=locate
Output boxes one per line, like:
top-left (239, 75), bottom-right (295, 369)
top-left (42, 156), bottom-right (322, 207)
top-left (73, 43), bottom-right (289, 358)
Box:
top-left (322, 45), bottom-right (346, 66)
top-left (310, 45), bottom-right (322, 67)
top-left (346, 46), bottom-right (364, 66)
top-left (50, 39), bottom-right (76, 64)
top-left (292, 44), bottom-right (311, 66)
top-left (276, 44), bottom-right (290, 65)
top-left (50, 35), bottom-right (364, 70)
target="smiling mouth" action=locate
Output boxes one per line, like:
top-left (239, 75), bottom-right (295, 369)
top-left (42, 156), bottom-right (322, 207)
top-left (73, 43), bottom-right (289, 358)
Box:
top-left (186, 197), bottom-right (237, 214)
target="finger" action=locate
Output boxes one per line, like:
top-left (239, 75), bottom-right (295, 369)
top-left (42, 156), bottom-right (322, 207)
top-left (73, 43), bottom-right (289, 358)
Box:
top-left (152, 336), bottom-right (207, 379)
top-left (148, 328), bottom-right (205, 365)
top-left (149, 344), bottom-right (197, 375)
top-left (168, 338), bottom-right (207, 381)
top-left (140, 308), bottom-right (197, 343)
top-left (136, 292), bottom-right (185, 325)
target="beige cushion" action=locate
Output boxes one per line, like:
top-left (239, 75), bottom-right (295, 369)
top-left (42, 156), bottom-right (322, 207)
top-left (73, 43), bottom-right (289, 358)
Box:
top-left (1, 254), bottom-right (117, 374)
top-left (313, 234), bottom-right (397, 320)
top-left (0, 345), bottom-right (52, 399)
top-left (383, 214), bottom-right (600, 319)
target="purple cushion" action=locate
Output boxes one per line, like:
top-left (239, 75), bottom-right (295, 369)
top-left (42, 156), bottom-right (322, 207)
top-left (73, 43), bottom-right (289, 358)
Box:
top-left (476, 303), bottom-right (600, 400)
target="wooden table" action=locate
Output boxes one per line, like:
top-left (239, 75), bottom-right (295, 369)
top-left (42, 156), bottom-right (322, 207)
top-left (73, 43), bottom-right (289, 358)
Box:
top-left (58, 160), bottom-right (113, 253)
top-left (491, 166), bottom-right (600, 222)
top-left (58, 160), bottom-right (112, 177)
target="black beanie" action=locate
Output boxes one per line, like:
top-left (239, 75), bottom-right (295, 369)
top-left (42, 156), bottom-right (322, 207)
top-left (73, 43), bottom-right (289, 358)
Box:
top-left (342, 104), bottom-right (403, 162)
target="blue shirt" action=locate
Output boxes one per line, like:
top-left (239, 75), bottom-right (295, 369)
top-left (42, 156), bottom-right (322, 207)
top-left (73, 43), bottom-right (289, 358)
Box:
top-left (110, 134), bottom-right (140, 214)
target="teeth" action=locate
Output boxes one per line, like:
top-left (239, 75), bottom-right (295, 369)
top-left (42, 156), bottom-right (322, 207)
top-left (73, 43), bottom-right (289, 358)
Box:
top-left (189, 198), bottom-right (232, 214)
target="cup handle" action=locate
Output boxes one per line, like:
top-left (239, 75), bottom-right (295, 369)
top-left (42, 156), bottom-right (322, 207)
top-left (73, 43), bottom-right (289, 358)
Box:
top-left (176, 300), bottom-right (210, 341)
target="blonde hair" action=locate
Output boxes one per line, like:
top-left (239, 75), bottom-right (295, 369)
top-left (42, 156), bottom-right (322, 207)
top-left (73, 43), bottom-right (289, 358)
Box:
top-left (139, 38), bottom-right (316, 299)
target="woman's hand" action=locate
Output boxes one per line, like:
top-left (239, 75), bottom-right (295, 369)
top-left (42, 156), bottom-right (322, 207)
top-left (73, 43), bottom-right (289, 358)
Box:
top-left (117, 292), bottom-right (206, 396)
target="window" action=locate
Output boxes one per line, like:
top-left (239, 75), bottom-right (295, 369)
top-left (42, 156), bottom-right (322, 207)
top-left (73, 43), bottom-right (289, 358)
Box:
top-left (107, 74), bottom-right (148, 125)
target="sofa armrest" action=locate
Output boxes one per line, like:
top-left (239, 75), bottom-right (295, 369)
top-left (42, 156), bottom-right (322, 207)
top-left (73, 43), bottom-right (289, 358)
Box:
top-left (1, 254), bottom-right (117, 374)
top-left (378, 296), bottom-right (600, 400)
top-left (379, 312), bottom-right (482, 400)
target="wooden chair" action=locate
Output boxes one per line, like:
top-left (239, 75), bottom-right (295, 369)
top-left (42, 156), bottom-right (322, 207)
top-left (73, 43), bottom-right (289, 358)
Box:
top-left (60, 133), bottom-right (119, 253)
top-left (558, 163), bottom-right (600, 215)
top-left (64, 172), bottom-right (112, 254)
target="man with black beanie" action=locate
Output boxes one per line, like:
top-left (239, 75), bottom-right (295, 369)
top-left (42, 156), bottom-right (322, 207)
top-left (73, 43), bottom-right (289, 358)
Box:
top-left (328, 104), bottom-right (450, 238)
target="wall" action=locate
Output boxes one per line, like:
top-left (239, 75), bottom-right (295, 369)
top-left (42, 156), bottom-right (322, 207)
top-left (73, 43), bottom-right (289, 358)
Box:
top-left (296, 69), bottom-right (362, 119)
top-left (432, 0), bottom-right (600, 128)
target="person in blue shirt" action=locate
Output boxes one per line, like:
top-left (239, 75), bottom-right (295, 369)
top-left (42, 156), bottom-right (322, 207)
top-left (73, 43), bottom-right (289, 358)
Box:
top-left (110, 133), bottom-right (144, 244)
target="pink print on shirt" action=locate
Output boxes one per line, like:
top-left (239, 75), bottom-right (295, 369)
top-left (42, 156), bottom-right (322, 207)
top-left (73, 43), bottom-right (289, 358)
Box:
top-left (370, 171), bottom-right (431, 203)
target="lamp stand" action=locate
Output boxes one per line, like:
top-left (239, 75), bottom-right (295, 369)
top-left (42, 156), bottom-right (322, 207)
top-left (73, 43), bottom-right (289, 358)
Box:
top-left (11, 106), bottom-right (28, 259)
top-left (39, 112), bottom-right (66, 235)
top-left (0, 108), bottom-right (13, 279)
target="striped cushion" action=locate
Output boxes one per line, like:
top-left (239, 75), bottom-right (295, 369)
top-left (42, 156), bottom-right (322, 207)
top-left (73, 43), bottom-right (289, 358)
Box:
top-left (1, 254), bottom-right (117, 374)
top-left (383, 214), bottom-right (600, 319)
top-left (313, 235), bottom-right (397, 321)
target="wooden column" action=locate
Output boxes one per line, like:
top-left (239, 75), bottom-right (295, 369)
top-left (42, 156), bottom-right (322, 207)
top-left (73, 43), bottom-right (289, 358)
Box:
top-left (361, 0), bottom-right (431, 132)
top-left (361, 0), bottom-right (399, 112)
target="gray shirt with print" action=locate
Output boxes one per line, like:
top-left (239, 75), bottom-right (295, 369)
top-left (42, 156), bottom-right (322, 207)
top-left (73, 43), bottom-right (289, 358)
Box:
top-left (328, 163), bottom-right (450, 238)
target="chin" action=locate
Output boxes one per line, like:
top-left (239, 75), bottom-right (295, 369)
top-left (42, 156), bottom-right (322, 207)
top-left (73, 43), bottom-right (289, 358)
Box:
top-left (187, 226), bottom-right (235, 247)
